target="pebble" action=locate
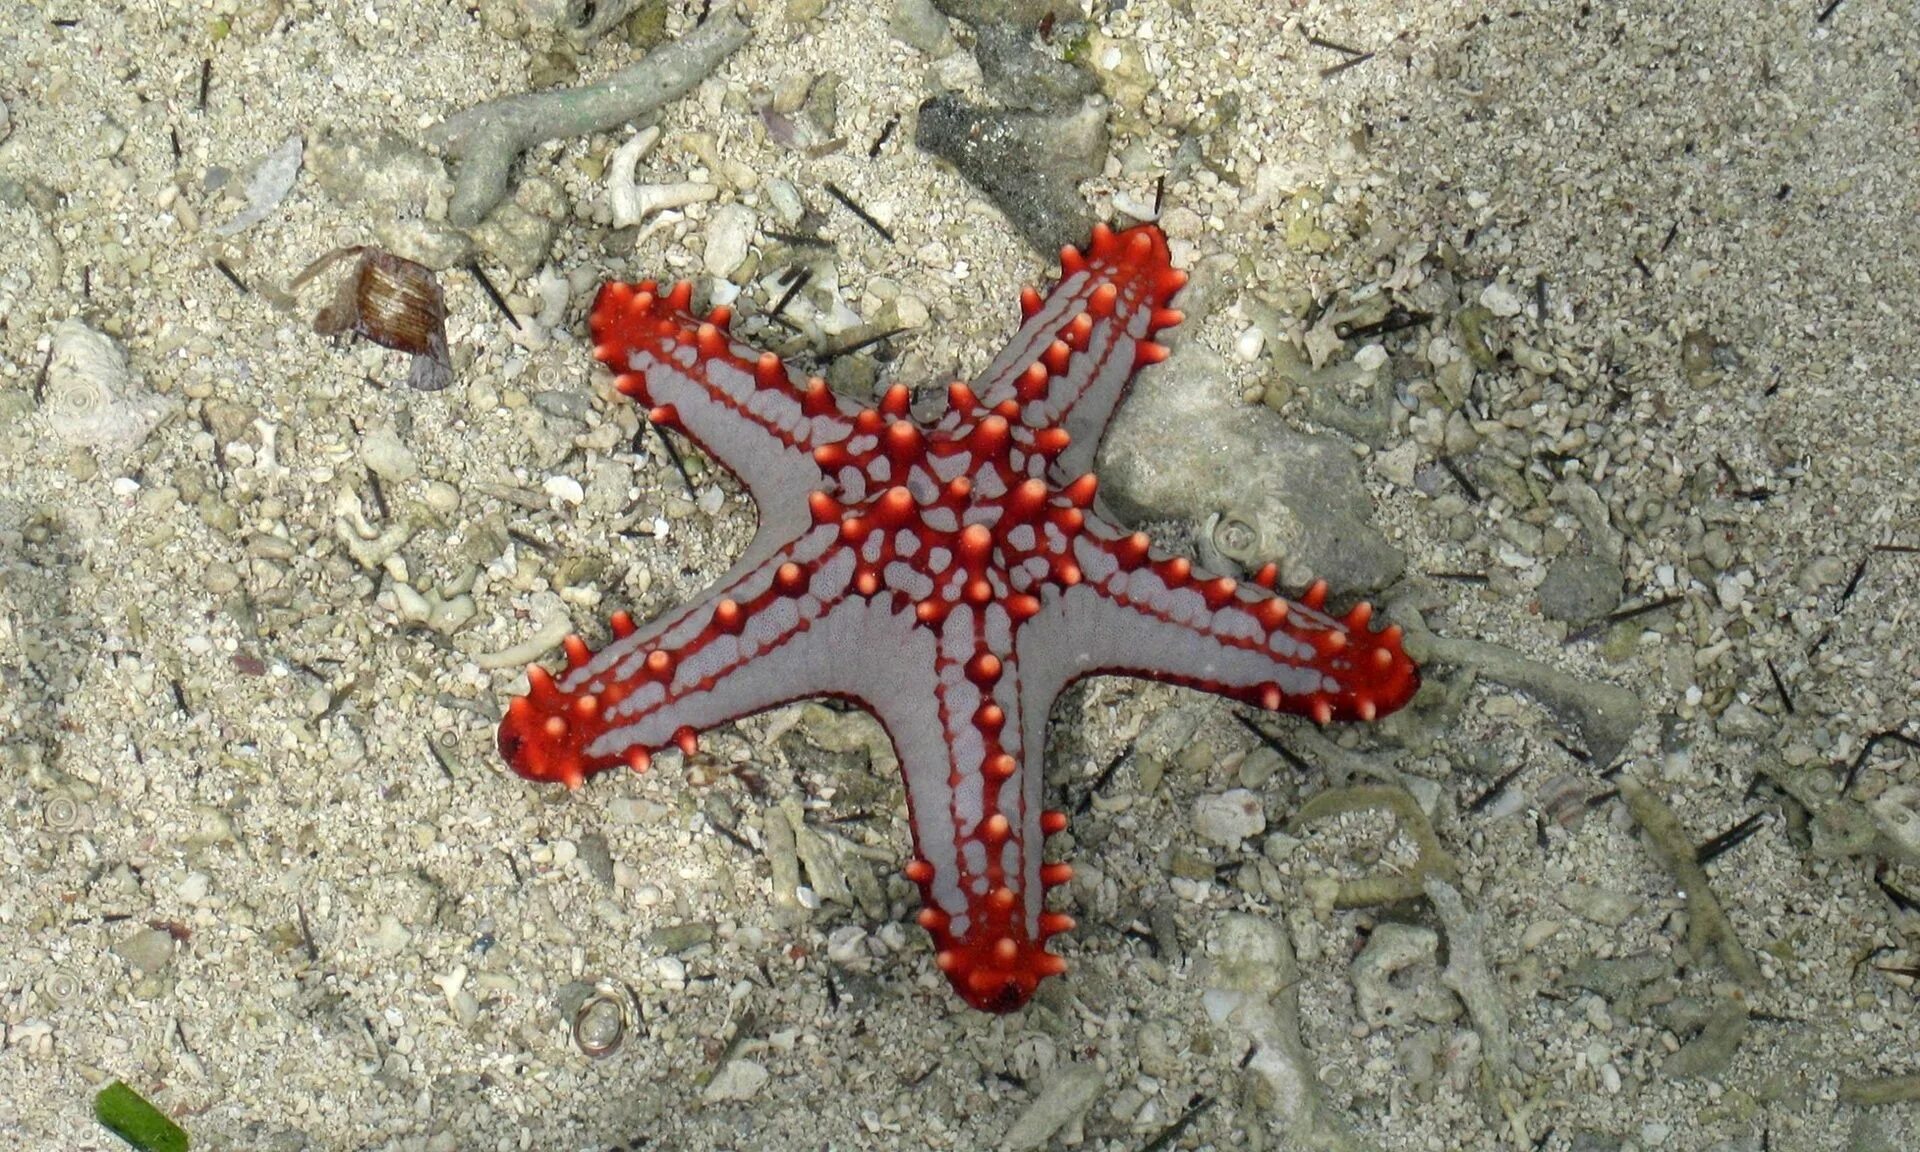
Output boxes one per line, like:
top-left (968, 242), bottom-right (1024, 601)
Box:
top-left (826, 925), bottom-right (869, 967)
top-left (1192, 789), bottom-right (1266, 849)
top-left (1520, 919), bottom-right (1564, 951)
top-left (1716, 701), bottom-right (1774, 738)
top-left (370, 915), bottom-right (413, 952)
top-left (703, 1059), bottom-right (770, 1102)
top-left (543, 474), bottom-right (584, 505)
top-left (703, 203), bottom-right (757, 279)
top-left (1234, 325), bottom-right (1266, 362)
top-left (113, 926), bottom-right (176, 974)
top-left (762, 176), bottom-right (804, 225)
top-left (1561, 883), bottom-right (1641, 928)
top-left (1375, 440), bottom-right (1420, 487)
top-left (177, 872), bottom-right (212, 905)
top-left (1538, 549), bottom-right (1624, 626)
top-left (650, 955), bottom-right (688, 989)
top-left (360, 427), bottom-right (418, 482)
top-left (422, 480), bottom-right (461, 514)
top-left (1479, 282), bottom-right (1526, 318)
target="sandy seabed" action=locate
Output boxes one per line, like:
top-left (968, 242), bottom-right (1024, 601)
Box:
top-left (2, 1), bottom-right (1917, 1150)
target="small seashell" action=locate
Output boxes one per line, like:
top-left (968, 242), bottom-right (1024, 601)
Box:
top-left (41, 970), bottom-right (84, 1007)
top-left (41, 318), bottom-right (178, 458)
top-left (1537, 772), bottom-right (1595, 830)
top-left (571, 983), bottom-right (630, 1059)
top-left (42, 795), bottom-right (85, 832)
top-left (299, 247), bottom-right (452, 390)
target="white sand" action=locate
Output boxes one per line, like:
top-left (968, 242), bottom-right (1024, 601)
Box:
top-left (1, 1), bottom-right (1916, 1149)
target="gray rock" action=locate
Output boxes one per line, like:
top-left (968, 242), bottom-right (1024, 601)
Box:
top-left (577, 833), bottom-right (614, 886)
top-left (1350, 922), bottom-right (1458, 1028)
top-left (1560, 952), bottom-right (1674, 1002)
top-left (1000, 1061), bottom-right (1104, 1151)
top-left (929, 0), bottom-right (1079, 27)
top-left (890, 0), bottom-right (956, 54)
top-left (973, 20), bottom-right (1096, 111)
top-left (377, 217), bottom-right (475, 272)
top-left (470, 199), bottom-right (555, 278)
top-left (1537, 548), bottom-right (1622, 626)
top-left (914, 94), bottom-right (1106, 255)
top-left (1193, 789), bottom-right (1265, 849)
top-left (1102, 344), bottom-right (1406, 594)
top-left (308, 129), bottom-right (452, 214)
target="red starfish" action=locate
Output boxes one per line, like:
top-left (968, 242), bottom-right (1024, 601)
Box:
top-left (498, 223), bottom-right (1418, 1012)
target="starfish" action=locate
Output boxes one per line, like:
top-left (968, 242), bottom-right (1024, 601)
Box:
top-left (497, 223), bottom-right (1419, 1012)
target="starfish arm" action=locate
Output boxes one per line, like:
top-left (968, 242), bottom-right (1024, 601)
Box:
top-left (895, 604), bottom-right (1074, 1013)
top-left (589, 280), bottom-right (860, 551)
top-left (1027, 520), bottom-right (1420, 726)
top-left (500, 525), bottom-right (869, 786)
top-left (968, 223), bottom-right (1187, 478)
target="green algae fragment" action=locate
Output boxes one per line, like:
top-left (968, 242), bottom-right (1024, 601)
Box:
top-left (1454, 306), bottom-right (1499, 370)
top-left (96, 1081), bottom-right (189, 1152)
top-left (1840, 1073), bottom-right (1920, 1107)
top-left (1289, 784), bottom-right (1458, 907)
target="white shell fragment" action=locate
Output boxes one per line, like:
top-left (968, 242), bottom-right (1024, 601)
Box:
top-left (618, 179), bottom-right (719, 229)
top-left (216, 135), bottom-right (305, 236)
top-left (40, 318), bottom-right (177, 459)
top-left (605, 125), bottom-right (663, 227)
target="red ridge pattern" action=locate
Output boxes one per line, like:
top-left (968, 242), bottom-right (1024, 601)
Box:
top-left (497, 224), bottom-right (1419, 1012)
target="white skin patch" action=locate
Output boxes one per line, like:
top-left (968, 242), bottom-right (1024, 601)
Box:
top-left (907, 467), bottom-right (938, 503)
top-left (836, 466), bottom-right (867, 502)
top-left (1073, 536), bottom-right (1117, 582)
top-left (813, 548), bottom-right (856, 597)
top-left (886, 561), bottom-right (934, 600)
